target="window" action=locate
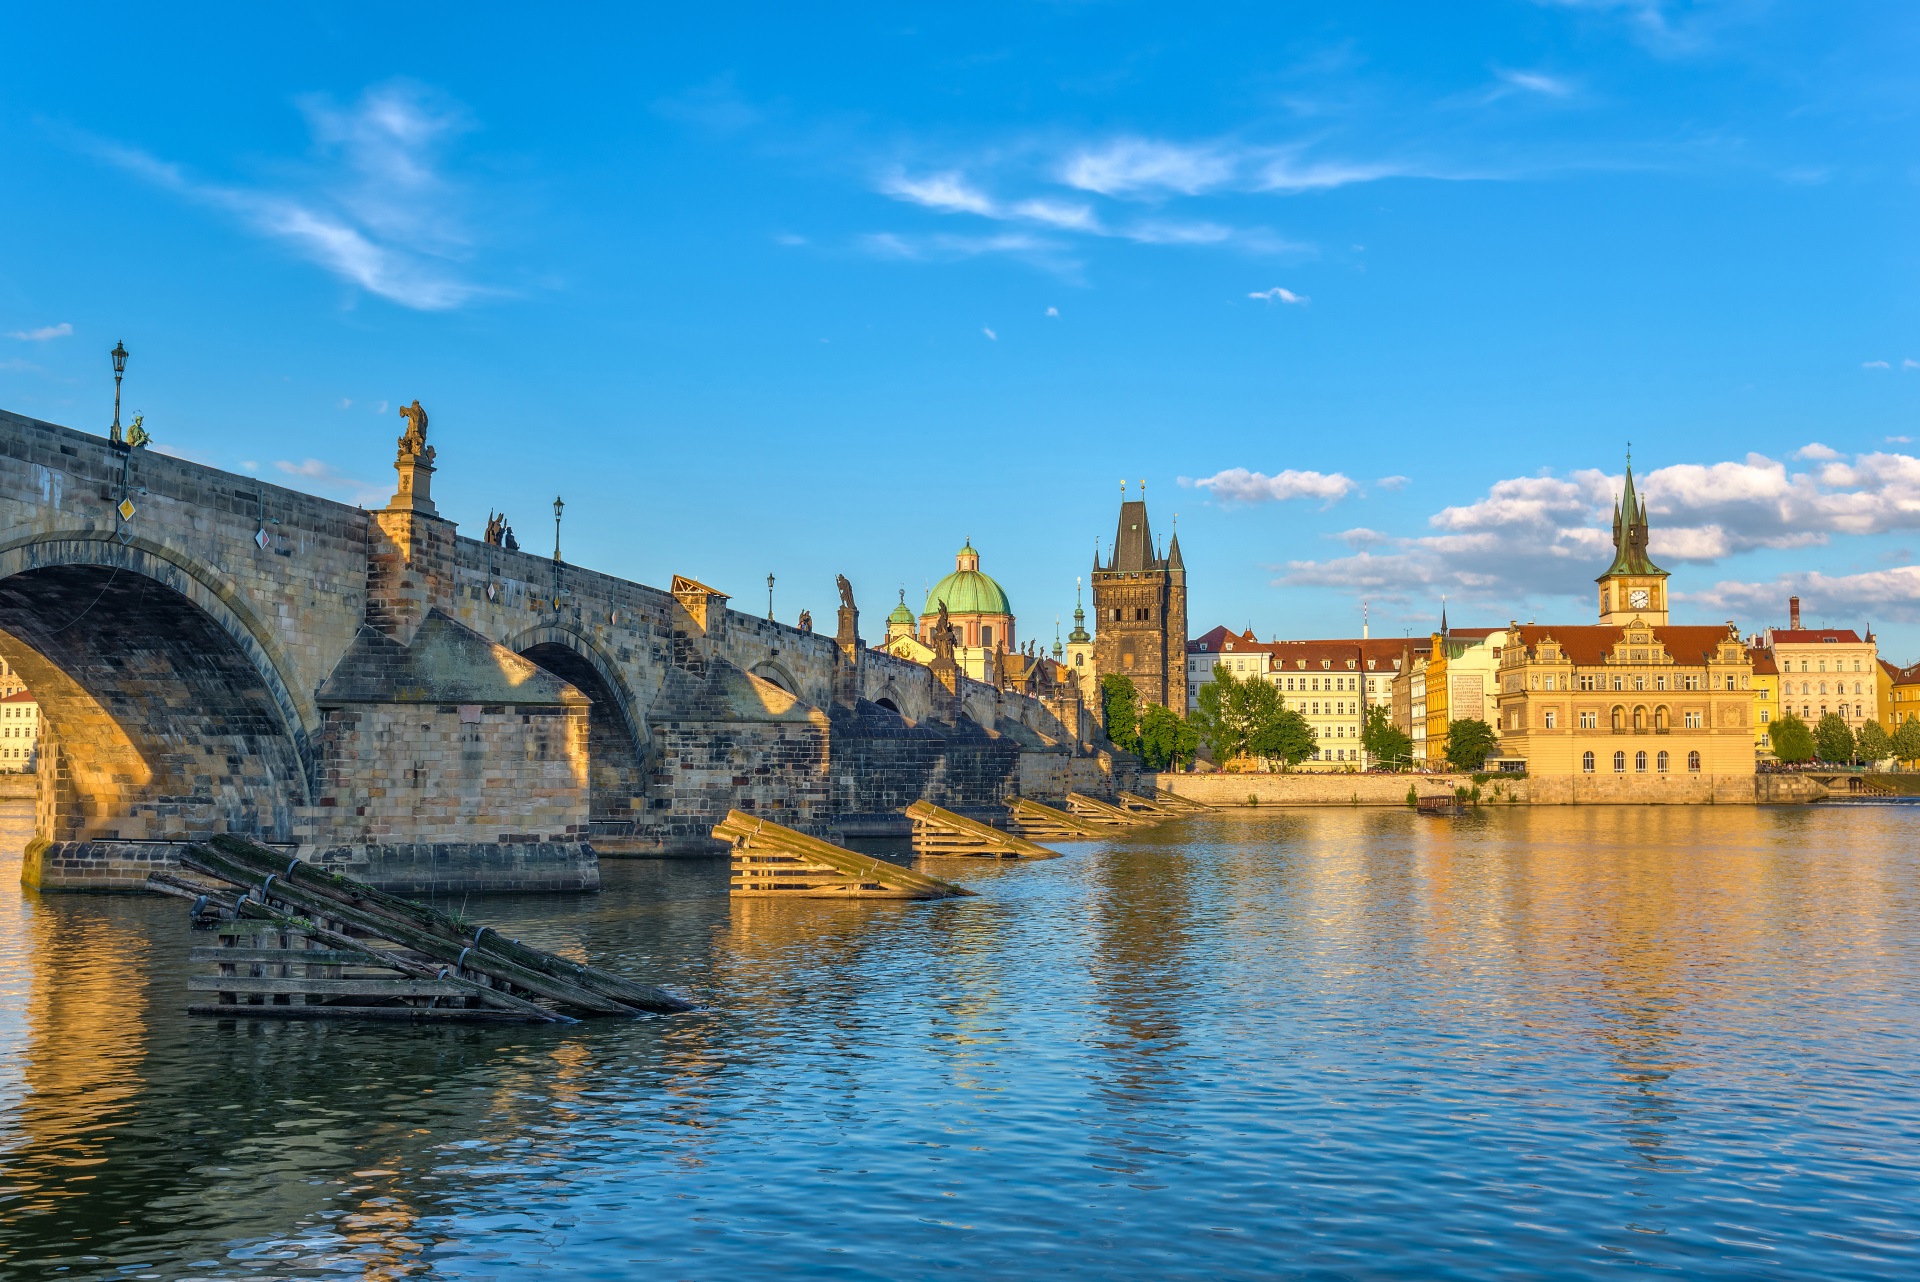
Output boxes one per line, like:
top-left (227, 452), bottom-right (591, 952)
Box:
top-left (1655, 675), bottom-right (1667, 691)
top-left (981, 625), bottom-right (993, 648)
top-left (1725, 675), bottom-right (1738, 691)
top-left (1635, 750), bottom-right (1648, 773)
top-left (1687, 751), bottom-right (1701, 772)
top-left (1544, 710), bottom-right (1557, 729)
top-left (1580, 711), bottom-right (1598, 729)
top-left (1759, 709), bottom-right (1769, 723)
top-left (1819, 660), bottom-right (1827, 672)
top-left (1579, 675), bottom-right (1597, 691)
top-left (1611, 707), bottom-right (1624, 731)
top-left (1613, 676), bottom-right (1625, 691)
top-left (1685, 711), bottom-right (1702, 729)
top-left (1657, 750), bottom-right (1670, 772)
top-left (1613, 751), bottom-right (1626, 773)
top-left (1682, 674), bottom-right (1701, 691)
top-left (1583, 751), bottom-right (1596, 773)
top-left (1633, 675), bottom-right (1646, 691)
top-left (1545, 675), bottom-right (1556, 691)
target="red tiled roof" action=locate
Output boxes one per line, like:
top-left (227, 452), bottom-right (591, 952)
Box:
top-left (1188, 625), bottom-right (1235, 654)
top-left (0, 690), bottom-right (33, 703)
top-left (1509, 624), bottom-right (1740, 667)
top-left (1770, 629), bottom-right (1865, 644)
top-left (1750, 649), bottom-right (1779, 675)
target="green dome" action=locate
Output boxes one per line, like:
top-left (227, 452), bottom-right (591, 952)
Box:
top-left (888, 600), bottom-right (915, 626)
top-left (923, 541), bottom-right (1011, 617)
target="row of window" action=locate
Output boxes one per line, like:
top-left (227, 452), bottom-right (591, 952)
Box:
top-left (1782, 657), bottom-right (1866, 673)
top-left (1582, 749), bottom-right (1701, 773)
top-left (1558, 673), bottom-right (1743, 692)
top-left (1785, 681), bottom-right (1864, 697)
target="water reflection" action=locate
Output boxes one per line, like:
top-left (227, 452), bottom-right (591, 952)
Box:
top-left (0, 801), bottom-right (1917, 1279)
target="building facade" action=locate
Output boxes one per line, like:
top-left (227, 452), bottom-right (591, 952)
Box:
top-left (1750, 648), bottom-right (1779, 759)
top-left (1494, 460), bottom-right (1756, 799)
top-left (1, 688), bottom-right (37, 772)
top-left (1091, 486), bottom-right (1188, 712)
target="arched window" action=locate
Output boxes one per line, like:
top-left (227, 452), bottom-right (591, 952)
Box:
top-left (1582, 751), bottom-right (1595, 773)
top-left (1657, 750), bottom-right (1669, 773)
top-left (1633, 705), bottom-right (1647, 731)
top-left (1611, 706), bottom-right (1625, 731)
top-left (1635, 750), bottom-right (1648, 773)
top-left (1687, 750), bottom-right (1701, 772)
top-left (1613, 751), bottom-right (1626, 773)
top-left (1654, 705), bottom-right (1669, 730)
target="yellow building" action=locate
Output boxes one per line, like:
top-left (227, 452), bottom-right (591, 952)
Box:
top-left (1887, 659), bottom-right (1920, 765)
top-left (1, 688), bottom-right (38, 773)
top-left (1493, 461), bottom-right (1756, 800)
top-left (1421, 614), bottom-right (1506, 766)
top-left (1763, 596), bottom-right (1879, 729)
top-left (1750, 649), bottom-right (1780, 759)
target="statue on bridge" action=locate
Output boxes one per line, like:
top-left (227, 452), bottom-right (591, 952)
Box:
top-left (931, 600), bottom-right (957, 662)
top-left (835, 574), bottom-right (856, 612)
top-left (797, 609), bottom-right (813, 633)
top-left (397, 400), bottom-right (434, 464)
top-left (484, 511), bottom-right (505, 546)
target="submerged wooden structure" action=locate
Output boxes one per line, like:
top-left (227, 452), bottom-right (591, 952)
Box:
top-left (1064, 791), bottom-right (1156, 828)
top-left (1005, 797), bottom-right (1110, 842)
top-left (148, 835), bottom-right (693, 1023)
top-left (904, 801), bottom-right (1061, 859)
top-left (1145, 788), bottom-right (1215, 814)
top-left (716, 810), bottom-right (975, 899)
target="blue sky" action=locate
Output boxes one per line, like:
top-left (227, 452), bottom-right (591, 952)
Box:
top-left (5, 3), bottom-right (1920, 656)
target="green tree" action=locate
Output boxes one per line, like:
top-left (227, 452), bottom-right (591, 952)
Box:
top-left (1248, 706), bottom-right (1317, 769)
top-left (1101, 675), bottom-right (1140, 753)
top-left (1191, 665), bottom-right (1275, 763)
top-left (1361, 705), bottom-right (1413, 770)
top-left (1768, 712), bottom-right (1815, 763)
top-left (1854, 719), bottom-right (1893, 764)
top-left (1137, 703), bottom-right (1199, 771)
top-left (1442, 718), bottom-right (1498, 771)
top-left (1892, 715), bottom-right (1920, 765)
top-left (1814, 712), bottom-right (1856, 763)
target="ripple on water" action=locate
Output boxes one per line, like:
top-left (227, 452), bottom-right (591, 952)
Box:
top-left (0, 802), bottom-right (1917, 1279)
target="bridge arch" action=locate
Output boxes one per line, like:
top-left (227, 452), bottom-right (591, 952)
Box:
top-left (0, 533), bottom-right (315, 845)
top-left (507, 624), bottom-right (647, 825)
top-left (749, 659), bottom-right (799, 695)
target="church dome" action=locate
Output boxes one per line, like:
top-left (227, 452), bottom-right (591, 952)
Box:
top-left (887, 591), bottom-right (915, 627)
top-left (923, 540), bottom-right (1011, 617)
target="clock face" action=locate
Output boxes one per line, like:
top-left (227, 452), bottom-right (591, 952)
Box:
top-left (1629, 588), bottom-right (1650, 610)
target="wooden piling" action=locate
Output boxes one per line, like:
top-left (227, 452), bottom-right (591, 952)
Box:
top-left (903, 801), bottom-right (1062, 859)
top-left (1005, 797), bottom-right (1110, 841)
top-left (1065, 792), bottom-right (1156, 827)
top-left (715, 811), bottom-right (976, 899)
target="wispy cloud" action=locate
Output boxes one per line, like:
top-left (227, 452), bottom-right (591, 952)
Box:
top-left (1249, 286), bottom-right (1309, 304)
top-left (1060, 139), bottom-right (1238, 197)
top-left (84, 81), bottom-right (491, 310)
top-left (982, 327), bottom-right (997, 341)
top-left (1494, 69), bottom-right (1575, 98)
top-left (1687, 566), bottom-right (1920, 623)
top-left (275, 457), bottom-right (389, 506)
top-left (1795, 443), bottom-right (1842, 460)
top-left (1377, 475), bottom-right (1411, 491)
top-left (1864, 360), bottom-right (1891, 369)
top-left (1185, 467), bottom-right (1355, 505)
top-left (7, 323), bottom-right (72, 341)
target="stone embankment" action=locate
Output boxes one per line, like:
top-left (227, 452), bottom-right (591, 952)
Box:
top-left (1155, 770), bottom-right (1845, 806)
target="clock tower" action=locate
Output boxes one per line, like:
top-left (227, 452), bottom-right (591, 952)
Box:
top-left (1596, 460), bottom-right (1669, 626)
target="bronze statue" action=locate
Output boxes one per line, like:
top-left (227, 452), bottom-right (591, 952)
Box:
top-left (931, 599), bottom-right (956, 661)
top-left (484, 511), bottom-right (506, 546)
top-left (835, 574), bottom-right (855, 611)
top-left (397, 400), bottom-right (432, 460)
top-left (797, 609), bottom-right (813, 633)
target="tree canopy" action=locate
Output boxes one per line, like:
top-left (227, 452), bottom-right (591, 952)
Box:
top-left (1137, 703), bottom-right (1199, 771)
top-left (1190, 664), bottom-right (1316, 769)
top-left (1814, 712), bottom-right (1856, 763)
top-left (1768, 713), bottom-right (1815, 764)
top-left (1892, 715), bottom-right (1920, 765)
top-left (1854, 719), bottom-right (1893, 764)
top-left (1442, 718), bottom-right (1498, 771)
top-left (1249, 707), bottom-right (1318, 769)
top-left (1361, 705), bottom-right (1413, 771)
top-left (1101, 675), bottom-right (1140, 753)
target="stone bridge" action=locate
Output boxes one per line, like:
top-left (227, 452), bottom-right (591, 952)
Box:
top-left (0, 407), bottom-right (1119, 892)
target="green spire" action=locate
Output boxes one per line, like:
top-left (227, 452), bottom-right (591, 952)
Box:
top-left (1600, 453), bottom-right (1666, 578)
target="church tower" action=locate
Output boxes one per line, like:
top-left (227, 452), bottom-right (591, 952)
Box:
top-left (1091, 483), bottom-right (1188, 713)
top-left (1596, 459), bottom-right (1669, 626)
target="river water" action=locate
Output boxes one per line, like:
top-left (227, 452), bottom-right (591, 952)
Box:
top-left (0, 799), bottom-right (1916, 1280)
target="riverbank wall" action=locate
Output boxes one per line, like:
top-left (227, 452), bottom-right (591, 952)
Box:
top-left (1154, 771), bottom-right (1837, 806)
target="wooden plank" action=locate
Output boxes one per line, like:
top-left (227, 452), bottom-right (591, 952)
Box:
top-left (1065, 792), bottom-right (1155, 826)
top-left (180, 846), bottom-right (641, 1016)
top-left (188, 1004), bottom-right (550, 1023)
top-left (713, 811), bottom-right (974, 899)
top-left (903, 801), bottom-right (1061, 859)
top-left (1008, 797), bottom-right (1108, 836)
top-left (188, 947), bottom-right (372, 965)
top-left (188, 976), bottom-right (476, 997)
top-left (202, 835), bottom-right (692, 1015)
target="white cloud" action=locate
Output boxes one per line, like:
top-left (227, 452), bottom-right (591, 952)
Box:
top-left (1377, 475), bottom-right (1410, 490)
top-left (88, 81), bottom-right (489, 310)
top-left (1249, 286), bottom-right (1309, 305)
top-left (856, 230), bottom-right (1079, 278)
top-left (1863, 360), bottom-right (1891, 369)
top-left (1890, 436), bottom-right (1913, 445)
top-left (1280, 448), bottom-right (1920, 609)
top-left (881, 170), bottom-right (997, 216)
top-left (7, 323), bottom-right (72, 341)
top-left (1009, 198), bottom-right (1101, 231)
top-left (982, 327), bottom-right (997, 341)
top-left (1687, 566), bottom-right (1920, 623)
top-left (1795, 443), bottom-right (1842, 460)
top-left (337, 398), bottom-right (354, 410)
top-left (1060, 139), bottom-right (1236, 197)
top-left (1497, 69), bottom-right (1574, 97)
top-left (1904, 359), bottom-right (1920, 371)
top-left (773, 232), bottom-right (808, 246)
top-left (274, 457), bottom-right (388, 506)
top-left (1044, 306), bottom-right (1059, 317)
top-left (1186, 467), bottom-right (1355, 504)
top-left (371, 399), bottom-right (389, 415)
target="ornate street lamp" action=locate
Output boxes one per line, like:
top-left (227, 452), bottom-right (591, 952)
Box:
top-left (552, 495), bottom-right (565, 561)
top-left (767, 572), bottom-right (775, 620)
top-left (109, 341), bottom-right (128, 445)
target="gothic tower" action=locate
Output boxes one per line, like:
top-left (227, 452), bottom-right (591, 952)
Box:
top-left (1596, 459), bottom-right (1670, 626)
top-left (1091, 485), bottom-right (1188, 714)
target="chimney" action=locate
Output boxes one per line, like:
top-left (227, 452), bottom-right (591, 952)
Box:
top-left (1789, 595), bottom-right (1802, 630)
